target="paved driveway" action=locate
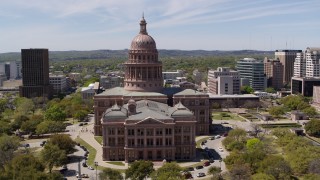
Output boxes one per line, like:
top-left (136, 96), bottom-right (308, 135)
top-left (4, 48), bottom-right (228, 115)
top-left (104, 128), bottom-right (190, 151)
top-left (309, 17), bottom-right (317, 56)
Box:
top-left (188, 136), bottom-right (229, 179)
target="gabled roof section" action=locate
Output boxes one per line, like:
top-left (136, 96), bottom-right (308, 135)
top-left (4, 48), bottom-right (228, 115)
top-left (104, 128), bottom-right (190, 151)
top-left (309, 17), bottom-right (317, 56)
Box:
top-left (174, 89), bottom-right (207, 96)
top-left (95, 87), bottom-right (167, 97)
top-left (135, 117), bottom-right (166, 125)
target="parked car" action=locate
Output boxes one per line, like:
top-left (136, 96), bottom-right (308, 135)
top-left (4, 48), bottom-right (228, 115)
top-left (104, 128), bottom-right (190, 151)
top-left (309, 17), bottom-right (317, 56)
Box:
top-left (209, 136), bottom-right (215, 140)
top-left (187, 167), bottom-right (194, 171)
top-left (40, 141), bottom-right (46, 147)
top-left (59, 165), bottom-right (68, 173)
top-left (215, 135), bottom-right (221, 139)
top-left (195, 165), bottom-right (203, 170)
top-left (218, 147), bottom-right (224, 152)
top-left (196, 172), bottom-right (206, 177)
top-left (88, 166), bottom-right (94, 170)
top-left (223, 132), bottom-right (228, 137)
top-left (203, 161), bottom-right (210, 166)
top-left (82, 162), bottom-right (88, 167)
top-left (79, 123), bottom-right (84, 126)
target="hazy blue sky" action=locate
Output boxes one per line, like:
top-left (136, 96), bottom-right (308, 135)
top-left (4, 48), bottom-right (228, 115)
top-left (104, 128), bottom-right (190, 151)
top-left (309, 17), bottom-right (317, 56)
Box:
top-left (0, 0), bottom-right (319, 53)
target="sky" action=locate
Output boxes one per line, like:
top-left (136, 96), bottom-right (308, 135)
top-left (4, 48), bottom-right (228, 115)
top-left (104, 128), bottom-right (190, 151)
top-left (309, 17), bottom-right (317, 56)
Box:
top-left (0, 0), bottom-right (319, 53)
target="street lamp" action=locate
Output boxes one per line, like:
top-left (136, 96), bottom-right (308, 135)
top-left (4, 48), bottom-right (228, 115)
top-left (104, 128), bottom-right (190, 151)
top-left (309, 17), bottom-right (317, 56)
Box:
top-left (94, 161), bottom-right (98, 180)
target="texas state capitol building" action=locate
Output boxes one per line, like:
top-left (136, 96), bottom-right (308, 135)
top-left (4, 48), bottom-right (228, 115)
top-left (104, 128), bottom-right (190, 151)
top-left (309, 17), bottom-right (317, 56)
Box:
top-left (93, 16), bottom-right (210, 162)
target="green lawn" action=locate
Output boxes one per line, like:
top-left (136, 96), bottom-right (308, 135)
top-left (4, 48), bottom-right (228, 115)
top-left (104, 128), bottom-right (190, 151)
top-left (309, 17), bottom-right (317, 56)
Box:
top-left (75, 137), bottom-right (97, 167)
top-left (75, 137), bottom-right (126, 173)
top-left (94, 136), bottom-right (103, 145)
top-left (107, 161), bottom-right (125, 166)
top-left (212, 112), bottom-right (243, 121)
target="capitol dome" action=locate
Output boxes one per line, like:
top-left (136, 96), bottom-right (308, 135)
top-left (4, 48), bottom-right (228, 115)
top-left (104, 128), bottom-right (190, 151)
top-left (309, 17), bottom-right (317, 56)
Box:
top-left (130, 16), bottom-right (156, 50)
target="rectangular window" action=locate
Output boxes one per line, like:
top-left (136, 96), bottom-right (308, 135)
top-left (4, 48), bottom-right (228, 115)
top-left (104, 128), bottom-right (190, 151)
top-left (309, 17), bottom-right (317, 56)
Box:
top-left (147, 139), bottom-right (153, 146)
top-left (128, 129), bottom-right (135, 136)
top-left (118, 128), bottom-right (124, 135)
top-left (108, 128), bottom-right (115, 135)
top-left (146, 129), bottom-right (153, 136)
top-left (156, 138), bottom-right (163, 146)
top-left (137, 129), bottom-right (144, 136)
top-left (175, 127), bottom-right (181, 134)
top-left (137, 139), bottom-right (144, 147)
top-left (128, 139), bottom-right (134, 147)
top-left (165, 138), bottom-right (172, 145)
top-left (156, 128), bottom-right (163, 135)
top-left (165, 128), bottom-right (172, 135)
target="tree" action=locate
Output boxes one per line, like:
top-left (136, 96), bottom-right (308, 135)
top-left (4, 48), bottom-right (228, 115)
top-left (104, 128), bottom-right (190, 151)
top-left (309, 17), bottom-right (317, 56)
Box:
top-left (222, 128), bottom-right (247, 151)
top-left (40, 144), bottom-right (67, 173)
top-left (258, 155), bottom-right (292, 179)
top-left (4, 154), bottom-right (46, 179)
top-left (303, 107), bottom-right (318, 118)
top-left (44, 105), bottom-right (66, 121)
top-left (208, 166), bottom-right (222, 180)
top-left (15, 97), bottom-right (35, 114)
top-left (47, 134), bottom-right (76, 154)
top-left (251, 173), bottom-right (275, 180)
top-left (229, 163), bottom-right (251, 180)
top-left (10, 114), bottom-right (29, 131)
top-left (151, 162), bottom-right (183, 180)
top-left (241, 86), bottom-right (254, 94)
top-left (303, 174), bottom-right (320, 180)
top-left (100, 168), bottom-right (123, 180)
top-left (268, 106), bottom-right (285, 119)
top-left (305, 120), bottom-right (320, 137)
top-left (265, 87), bottom-right (276, 93)
top-left (73, 110), bottom-right (88, 121)
top-left (226, 128), bottom-right (247, 142)
top-left (0, 98), bottom-right (8, 113)
top-left (246, 138), bottom-right (263, 152)
top-left (36, 120), bottom-right (66, 135)
top-left (125, 160), bottom-right (154, 180)
top-left (0, 135), bottom-right (20, 168)
top-left (21, 114), bottom-right (44, 134)
top-left (309, 158), bottom-right (320, 174)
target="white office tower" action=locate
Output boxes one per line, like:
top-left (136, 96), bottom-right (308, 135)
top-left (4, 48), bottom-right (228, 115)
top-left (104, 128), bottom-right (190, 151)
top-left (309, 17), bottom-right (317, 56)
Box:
top-left (294, 52), bottom-right (306, 77)
top-left (10, 61), bottom-right (21, 79)
top-left (208, 67), bottom-right (240, 95)
top-left (294, 47), bottom-right (320, 78)
top-left (306, 47), bottom-right (320, 77)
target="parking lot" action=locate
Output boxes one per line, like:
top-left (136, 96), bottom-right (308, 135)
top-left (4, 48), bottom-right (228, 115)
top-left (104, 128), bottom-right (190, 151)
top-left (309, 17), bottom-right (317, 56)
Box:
top-left (187, 136), bottom-right (229, 179)
top-left (60, 145), bottom-right (99, 180)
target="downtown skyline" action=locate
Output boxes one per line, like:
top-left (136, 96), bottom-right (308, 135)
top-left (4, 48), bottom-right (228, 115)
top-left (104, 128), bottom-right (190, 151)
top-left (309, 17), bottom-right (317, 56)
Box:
top-left (0, 0), bottom-right (320, 53)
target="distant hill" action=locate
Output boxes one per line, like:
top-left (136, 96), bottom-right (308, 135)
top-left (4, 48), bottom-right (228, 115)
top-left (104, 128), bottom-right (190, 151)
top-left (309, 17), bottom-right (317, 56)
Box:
top-left (0, 49), bottom-right (273, 62)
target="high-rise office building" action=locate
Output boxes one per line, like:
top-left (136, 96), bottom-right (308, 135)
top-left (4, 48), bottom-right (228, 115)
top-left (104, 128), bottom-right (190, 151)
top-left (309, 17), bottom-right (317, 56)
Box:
top-left (10, 61), bottom-right (21, 80)
top-left (19, 49), bottom-right (52, 99)
top-left (236, 58), bottom-right (266, 91)
top-left (275, 49), bottom-right (302, 85)
top-left (294, 47), bottom-right (320, 78)
top-left (207, 67), bottom-right (240, 95)
top-left (292, 47), bottom-right (320, 96)
top-left (264, 58), bottom-right (284, 90)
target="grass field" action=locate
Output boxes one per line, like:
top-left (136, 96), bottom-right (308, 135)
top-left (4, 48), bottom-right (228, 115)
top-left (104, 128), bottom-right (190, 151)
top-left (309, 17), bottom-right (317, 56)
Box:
top-left (212, 112), bottom-right (243, 121)
top-left (75, 137), bottom-right (97, 167)
top-left (94, 136), bottom-right (103, 145)
top-left (107, 161), bottom-right (125, 166)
